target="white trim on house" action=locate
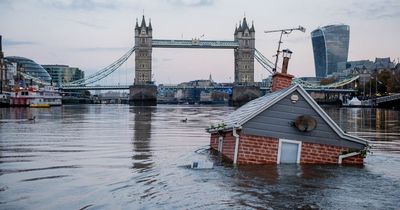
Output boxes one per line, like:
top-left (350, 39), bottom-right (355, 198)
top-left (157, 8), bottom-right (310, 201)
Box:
top-left (277, 139), bottom-right (302, 164)
top-left (218, 136), bottom-right (223, 152)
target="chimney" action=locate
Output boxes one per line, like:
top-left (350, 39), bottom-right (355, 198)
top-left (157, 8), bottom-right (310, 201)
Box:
top-left (271, 49), bottom-right (294, 92)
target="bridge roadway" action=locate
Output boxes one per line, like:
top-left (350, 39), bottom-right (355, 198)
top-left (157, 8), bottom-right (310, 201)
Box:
top-left (375, 93), bottom-right (400, 104)
top-left (59, 85), bottom-right (357, 93)
top-left (152, 39), bottom-right (239, 49)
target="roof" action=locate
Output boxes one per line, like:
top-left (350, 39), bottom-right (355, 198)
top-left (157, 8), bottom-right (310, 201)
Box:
top-left (208, 84), bottom-right (368, 146)
top-left (222, 87), bottom-right (288, 128)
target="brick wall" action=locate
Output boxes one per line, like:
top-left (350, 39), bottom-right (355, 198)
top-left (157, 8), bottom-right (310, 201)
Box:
top-left (209, 132), bottom-right (236, 160)
top-left (209, 132), bottom-right (364, 165)
top-left (237, 134), bottom-right (279, 164)
top-left (210, 133), bottom-right (219, 150)
top-left (301, 142), bottom-right (364, 165)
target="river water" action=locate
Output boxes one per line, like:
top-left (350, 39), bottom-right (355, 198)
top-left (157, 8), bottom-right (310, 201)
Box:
top-left (0, 105), bottom-right (399, 209)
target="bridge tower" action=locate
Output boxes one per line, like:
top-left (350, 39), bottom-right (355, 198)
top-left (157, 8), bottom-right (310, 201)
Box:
top-left (130, 16), bottom-right (157, 105)
top-left (234, 17), bottom-right (255, 84)
top-left (134, 16), bottom-right (153, 85)
top-left (232, 17), bottom-right (259, 106)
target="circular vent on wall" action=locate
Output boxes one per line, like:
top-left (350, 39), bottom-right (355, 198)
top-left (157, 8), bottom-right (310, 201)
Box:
top-left (294, 115), bottom-right (317, 132)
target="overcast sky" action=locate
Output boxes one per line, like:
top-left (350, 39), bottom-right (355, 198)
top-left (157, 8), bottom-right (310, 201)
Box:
top-left (1, 0), bottom-right (399, 85)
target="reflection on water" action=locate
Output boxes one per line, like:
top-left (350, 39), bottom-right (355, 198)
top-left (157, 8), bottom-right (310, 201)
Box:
top-left (323, 107), bottom-right (400, 154)
top-left (0, 105), bottom-right (399, 209)
top-left (131, 106), bottom-right (154, 172)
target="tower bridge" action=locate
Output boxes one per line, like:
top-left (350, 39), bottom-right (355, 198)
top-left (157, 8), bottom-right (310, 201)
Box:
top-left (130, 15), bottom-right (259, 105)
top-left (23, 15), bottom-right (358, 105)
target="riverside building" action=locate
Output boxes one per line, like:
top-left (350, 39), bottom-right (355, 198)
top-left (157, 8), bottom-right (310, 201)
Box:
top-left (5, 56), bottom-right (52, 83)
top-left (42, 65), bottom-right (84, 87)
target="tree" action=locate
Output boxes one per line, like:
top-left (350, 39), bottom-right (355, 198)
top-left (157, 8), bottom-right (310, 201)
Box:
top-left (320, 77), bottom-right (337, 85)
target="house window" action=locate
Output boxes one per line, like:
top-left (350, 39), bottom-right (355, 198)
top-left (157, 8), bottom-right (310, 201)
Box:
top-left (277, 139), bottom-right (302, 164)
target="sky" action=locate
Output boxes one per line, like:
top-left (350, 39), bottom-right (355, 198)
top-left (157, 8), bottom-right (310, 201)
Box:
top-left (1, 0), bottom-right (399, 85)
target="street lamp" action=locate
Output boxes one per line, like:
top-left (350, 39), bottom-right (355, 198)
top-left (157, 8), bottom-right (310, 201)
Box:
top-left (281, 49), bottom-right (293, 74)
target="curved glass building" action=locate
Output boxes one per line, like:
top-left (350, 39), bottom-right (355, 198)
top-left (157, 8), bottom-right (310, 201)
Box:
top-left (311, 25), bottom-right (350, 78)
top-left (5, 56), bottom-right (52, 82)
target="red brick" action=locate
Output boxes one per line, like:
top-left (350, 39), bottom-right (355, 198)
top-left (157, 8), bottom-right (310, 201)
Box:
top-left (209, 132), bottom-right (364, 165)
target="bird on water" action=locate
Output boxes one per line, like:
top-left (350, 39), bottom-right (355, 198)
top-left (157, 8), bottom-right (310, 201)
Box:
top-left (29, 116), bottom-right (36, 122)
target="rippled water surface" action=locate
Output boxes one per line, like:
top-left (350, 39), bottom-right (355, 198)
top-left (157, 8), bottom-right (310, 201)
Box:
top-left (1, 105), bottom-right (399, 209)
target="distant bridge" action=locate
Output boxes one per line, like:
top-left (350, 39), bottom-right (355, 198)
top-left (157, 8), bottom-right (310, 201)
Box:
top-left (59, 85), bottom-right (130, 91)
top-left (59, 84), bottom-right (357, 94)
top-left (375, 93), bottom-right (400, 104)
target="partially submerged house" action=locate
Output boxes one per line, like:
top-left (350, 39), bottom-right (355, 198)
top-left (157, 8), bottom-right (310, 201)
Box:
top-left (207, 56), bottom-right (369, 165)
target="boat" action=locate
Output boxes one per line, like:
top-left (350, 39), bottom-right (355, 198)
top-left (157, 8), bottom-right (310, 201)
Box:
top-left (30, 98), bottom-right (50, 108)
top-left (342, 96), bottom-right (372, 107)
top-left (30, 103), bottom-right (50, 108)
top-left (10, 86), bottom-right (62, 107)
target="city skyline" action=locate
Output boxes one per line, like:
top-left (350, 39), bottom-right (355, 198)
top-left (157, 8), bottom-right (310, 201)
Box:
top-left (1, 0), bottom-right (399, 85)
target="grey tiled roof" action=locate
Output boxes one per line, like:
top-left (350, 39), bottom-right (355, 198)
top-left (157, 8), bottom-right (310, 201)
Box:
top-left (222, 86), bottom-right (292, 128)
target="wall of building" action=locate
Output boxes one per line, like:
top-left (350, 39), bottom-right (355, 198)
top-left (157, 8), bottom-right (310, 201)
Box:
top-left (241, 90), bottom-right (365, 149)
top-left (210, 132), bottom-right (236, 160)
top-left (210, 133), bottom-right (364, 165)
top-left (237, 134), bottom-right (278, 164)
top-left (301, 142), bottom-right (363, 164)
top-left (43, 65), bottom-right (84, 86)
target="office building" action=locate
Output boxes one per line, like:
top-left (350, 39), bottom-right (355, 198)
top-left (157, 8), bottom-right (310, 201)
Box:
top-left (311, 25), bottom-right (350, 78)
top-left (42, 65), bottom-right (84, 87)
top-left (5, 56), bottom-right (52, 83)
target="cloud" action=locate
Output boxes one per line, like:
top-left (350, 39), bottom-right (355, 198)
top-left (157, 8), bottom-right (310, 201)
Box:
top-left (166, 0), bottom-right (215, 7)
top-left (73, 47), bottom-right (128, 52)
top-left (285, 35), bottom-right (310, 44)
top-left (70, 19), bottom-right (106, 29)
top-left (338, 0), bottom-right (400, 20)
top-left (3, 39), bottom-right (38, 46)
top-left (40, 0), bottom-right (117, 11)
top-left (0, 0), bottom-right (16, 10)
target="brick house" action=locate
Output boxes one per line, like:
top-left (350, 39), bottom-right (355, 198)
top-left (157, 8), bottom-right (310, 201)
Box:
top-left (207, 72), bottom-right (369, 165)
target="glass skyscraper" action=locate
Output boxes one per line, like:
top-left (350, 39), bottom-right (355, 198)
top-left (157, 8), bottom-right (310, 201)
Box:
top-left (311, 25), bottom-right (350, 78)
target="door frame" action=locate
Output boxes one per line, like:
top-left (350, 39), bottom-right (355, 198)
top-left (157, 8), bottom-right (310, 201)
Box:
top-left (277, 139), bottom-right (302, 164)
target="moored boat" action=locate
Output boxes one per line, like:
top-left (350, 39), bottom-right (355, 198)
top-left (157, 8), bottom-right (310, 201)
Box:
top-left (10, 86), bottom-right (62, 107)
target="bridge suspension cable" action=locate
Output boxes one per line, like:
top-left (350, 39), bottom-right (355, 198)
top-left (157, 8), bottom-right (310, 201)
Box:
top-left (254, 49), bottom-right (276, 75)
top-left (64, 47), bottom-right (136, 86)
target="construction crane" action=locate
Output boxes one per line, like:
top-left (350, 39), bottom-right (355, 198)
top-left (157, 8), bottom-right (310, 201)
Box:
top-left (264, 26), bottom-right (306, 73)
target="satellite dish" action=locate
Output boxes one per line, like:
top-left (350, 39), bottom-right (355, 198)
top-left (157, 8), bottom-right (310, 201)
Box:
top-left (294, 115), bottom-right (317, 132)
